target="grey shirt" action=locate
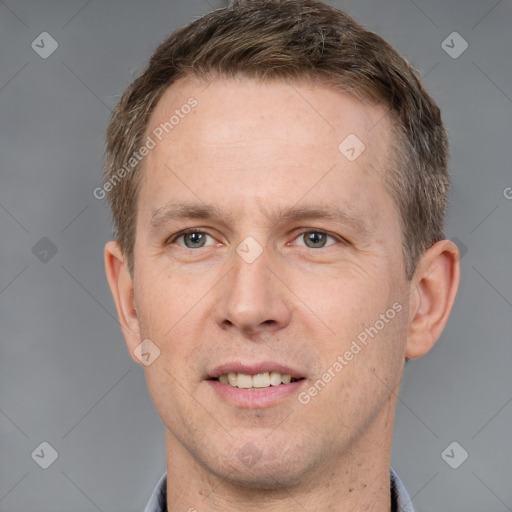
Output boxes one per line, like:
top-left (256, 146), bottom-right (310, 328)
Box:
top-left (143, 467), bottom-right (415, 512)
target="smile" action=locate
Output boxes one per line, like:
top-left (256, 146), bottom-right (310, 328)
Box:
top-left (213, 371), bottom-right (303, 389)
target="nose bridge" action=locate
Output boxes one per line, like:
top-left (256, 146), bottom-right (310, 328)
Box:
top-left (214, 239), bottom-right (291, 333)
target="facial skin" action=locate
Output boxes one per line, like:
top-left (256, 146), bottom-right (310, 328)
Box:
top-left (105, 76), bottom-right (460, 512)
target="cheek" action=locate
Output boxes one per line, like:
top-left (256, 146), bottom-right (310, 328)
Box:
top-left (300, 268), bottom-right (395, 341)
top-left (135, 263), bottom-right (201, 335)
top-left (136, 272), bottom-right (207, 410)
top-left (143, 363), bottom-right (201, 438)
top-left (133, 274), bottom-right (207, 406)
top-left (304, 270), bottom-right (408, 389)
top-left (300, 298), bottom-right (408, 443)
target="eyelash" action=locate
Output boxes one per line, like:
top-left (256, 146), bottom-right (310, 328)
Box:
top-left (291, 228), bottom-right (340, 247)
top-left (167, 227), bottom-right (342, 249)
top-left (167, 228), bottom-right (213, 248)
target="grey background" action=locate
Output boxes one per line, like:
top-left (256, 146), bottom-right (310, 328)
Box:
top-left (0, 0), bottom-right (511, 511)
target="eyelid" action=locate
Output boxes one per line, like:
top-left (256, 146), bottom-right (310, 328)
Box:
top-left (167, 228), bottom-right (216, 248)
top-left (291, 228), bottom-right (341, 247)
top-left (166, 227), bottom-right (345, 248)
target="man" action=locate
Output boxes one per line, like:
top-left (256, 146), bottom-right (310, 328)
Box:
top-left (103, 1), bottom-right (460, 511)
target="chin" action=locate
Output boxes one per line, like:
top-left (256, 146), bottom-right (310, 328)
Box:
top-left (216, 460), bottom-right (307, 490)
top-left (204, 438), bottom-right (316, 490)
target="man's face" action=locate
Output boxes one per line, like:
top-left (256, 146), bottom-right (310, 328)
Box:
top-left (130, 77), bottom-right (412, 486)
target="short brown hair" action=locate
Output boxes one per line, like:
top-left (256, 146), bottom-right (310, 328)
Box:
top-left (104, 0), bottom-right (449, 279)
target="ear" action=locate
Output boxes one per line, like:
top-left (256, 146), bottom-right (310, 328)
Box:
top-left (406, 239), bottom-right (460, 359)
top-left (104, 241), bottom-right (142, 365)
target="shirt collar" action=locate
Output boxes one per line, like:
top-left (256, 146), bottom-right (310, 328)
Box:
top-left (144, 467), bottom-right (415, 512)
top-left (143, 471), bottom-right (167, 512)
top-left (390, 467), bottom-right (416, 512)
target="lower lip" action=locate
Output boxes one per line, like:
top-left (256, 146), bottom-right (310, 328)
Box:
top-left (207, 379), bottom-right (306, 408)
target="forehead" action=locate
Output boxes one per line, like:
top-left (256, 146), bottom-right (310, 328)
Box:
top-left (146, 76), bottom-right (390, 153)
top-left (138, 76), bottom-right (396, 231)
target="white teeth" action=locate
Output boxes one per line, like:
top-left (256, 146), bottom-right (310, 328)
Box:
top-left (236, 373), bottom-right (253, 389)
top-left (252, 372), bottom-right (270, 388)
top-left (216, 371), bottom-right (298, 389)
top-left (269, 371), bottom-right (282, 386)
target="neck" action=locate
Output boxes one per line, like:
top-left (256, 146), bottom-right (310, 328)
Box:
top-left (165, 397), bottom-right (396, 512)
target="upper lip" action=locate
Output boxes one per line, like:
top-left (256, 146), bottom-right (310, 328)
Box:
top-left (206, 362), bottom-right (306, 380)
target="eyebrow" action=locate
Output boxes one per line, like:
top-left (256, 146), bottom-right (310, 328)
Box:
top-left (149, 203), bottom-right (235, 232)
top-left (149, 201), bottom-right (371, 237)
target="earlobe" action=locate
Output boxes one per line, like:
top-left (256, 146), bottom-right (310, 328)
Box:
top-left (104, 241), bottom-right (142, 364)
top-left (406, 239), bottom-right (460, 359)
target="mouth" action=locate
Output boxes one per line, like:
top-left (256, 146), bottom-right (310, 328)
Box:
top-left (209, 371), bottom-right (305, 389)
top-left (206, 364), bottom-right (307, 408)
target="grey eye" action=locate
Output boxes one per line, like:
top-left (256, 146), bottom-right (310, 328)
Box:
top-left (178, 231), bottom-right (213, 249)
top-left (296, 231), bottom-right (335, 249)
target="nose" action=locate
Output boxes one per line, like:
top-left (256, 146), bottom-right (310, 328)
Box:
top-left (213, 244), bottom-right (292, 336)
